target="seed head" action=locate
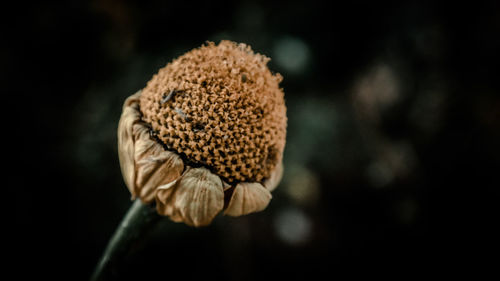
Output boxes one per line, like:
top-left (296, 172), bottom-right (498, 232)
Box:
top-left (139, 40), bottom-right (287, 183)
top-left (118, 41), bottom-right (286, 227)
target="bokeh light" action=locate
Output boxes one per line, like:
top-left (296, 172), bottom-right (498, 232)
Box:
top-left (274, 207), bottom-right (312, 245)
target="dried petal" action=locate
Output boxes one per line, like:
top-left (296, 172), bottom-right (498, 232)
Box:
top-left (132, 123), bottom-right (162, 161)
top-left (117, 91), bottom-right (142, 197)
top-left (156, 179), bottom-right (183, 222)
top-left (263, 162), bottom-right (283, 192)
top-left (157, 167), bottom-right (224, 227)
top-left (134, 144), bottom-right (184, 203)
top-left (118, 90), bottom-right (184, 203)
top-left (132, 121), bottom-right (184, 203)
top-left (224, 182), bottom-right (272, 217)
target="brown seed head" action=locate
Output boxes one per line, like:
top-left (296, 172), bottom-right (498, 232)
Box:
top-left (140, 40), bottom-right (287, 183)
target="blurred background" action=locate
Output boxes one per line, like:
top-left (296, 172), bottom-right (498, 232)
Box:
top-left (5, 0), bottom-right (500, 280)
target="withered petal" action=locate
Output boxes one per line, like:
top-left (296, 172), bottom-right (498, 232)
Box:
top-left (156, 179), bottom-right (184, 222)
top-left (133, 123), bottom-right (161, 159)
top-left (134, 143), bottom-right (184, 203)
top-left (263, 162), bottom-right (283, 192)
top-left (117, 91), bottom-right (142, 198)
top-left (160, 167), bottom-right (224, 227)
top-left (224, 182), bottom-right (272, 217)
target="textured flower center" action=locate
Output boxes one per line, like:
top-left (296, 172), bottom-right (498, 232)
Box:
top-left (139, 41), bottom-right (287, 183)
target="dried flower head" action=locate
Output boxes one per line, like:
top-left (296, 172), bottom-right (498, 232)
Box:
top-left (118, 41), bottom-right (286, 227)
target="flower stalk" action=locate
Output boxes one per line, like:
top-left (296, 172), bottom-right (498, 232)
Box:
top-left (90, 199), bottom-right (161, 281)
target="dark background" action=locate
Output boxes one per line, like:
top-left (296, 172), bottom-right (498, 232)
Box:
top-left (5, 0), bottom-right (500, 280)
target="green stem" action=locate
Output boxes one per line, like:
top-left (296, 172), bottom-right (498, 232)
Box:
top-left (90, 199), bottom-right (161, 281)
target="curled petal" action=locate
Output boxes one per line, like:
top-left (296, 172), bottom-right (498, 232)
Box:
top-left (157, 167), bottom-right (224, 227)
top-left (133, 123), bottom-right (162, 160)
top-left (156, 180), bottom-right (183, 223)
top-left (135, 151), bottom-right (184, 203)
top-left (224, 182), bottom-right (272, 217)
top-left (263, 162), bottom-right (283, 192)
top-left (118, 91), bottom-right (184, 203)
top-left (117, 91), bottom-right (142, 197)
top-left (133, 122), bottom-right (184, 203)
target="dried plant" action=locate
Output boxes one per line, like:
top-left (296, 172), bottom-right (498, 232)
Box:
top-left (92, 41), bottom-right (287, 280)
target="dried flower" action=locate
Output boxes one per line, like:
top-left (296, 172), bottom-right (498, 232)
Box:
top-left (118, 40), bottom-right (287, 227)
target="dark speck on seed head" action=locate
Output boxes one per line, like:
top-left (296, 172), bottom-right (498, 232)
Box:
top-left (161, 89), bottom-right (178, 105)
top-left (193, 122), bottom-right (205, 132)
